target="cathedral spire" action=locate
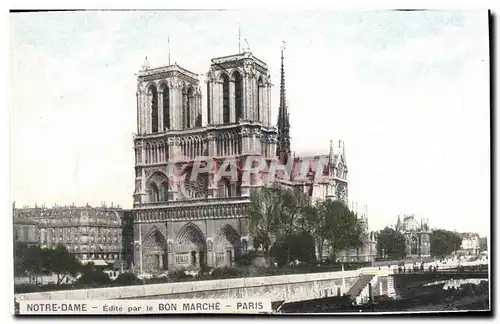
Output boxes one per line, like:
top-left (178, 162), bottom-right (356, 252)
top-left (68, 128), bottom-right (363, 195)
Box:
top-left (329, 140), bottom-right (334, 164)
top-left (277, 41), bottom-right (291, 158)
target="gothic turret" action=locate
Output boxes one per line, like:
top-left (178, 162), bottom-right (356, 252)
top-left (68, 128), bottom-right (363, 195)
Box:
top-left (396, 215), bottom-right (402, 232)
top-left (276, 43), bottom-right (291, 160)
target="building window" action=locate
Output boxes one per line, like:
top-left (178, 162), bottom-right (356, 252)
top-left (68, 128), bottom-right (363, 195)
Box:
top-left (149, 183), bottom-right (160, 203)
top-left (234, 71), bottom-right (243, 121)
top-left (222, 74), bottom-right (230, 124)
top-left (185, 87), bottom-right (193, 129)
top-left (160, 182), bottom-right (169, 202)
top-left (161, 84), bottom-right (170, 130)
top-left (207, 82), bottom-right (211, 124)
top-left (150, 85), bottom-right (159, 133)
top-left (257, 77), bottom-right (263, 121)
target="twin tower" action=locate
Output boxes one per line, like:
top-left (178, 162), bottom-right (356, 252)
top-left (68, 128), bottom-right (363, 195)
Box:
top-left (136, 51), bottom-right (273, 134)
top-left (133, 51), bottom-right (284, 206)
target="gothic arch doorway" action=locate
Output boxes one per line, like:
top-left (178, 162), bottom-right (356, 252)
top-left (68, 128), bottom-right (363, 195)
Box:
top-left (143, 227), bottom-right (167, 272)
top-left (215, 224), bottom-right (241, 267)
top-left (175, 223), bottom-right (207, 269)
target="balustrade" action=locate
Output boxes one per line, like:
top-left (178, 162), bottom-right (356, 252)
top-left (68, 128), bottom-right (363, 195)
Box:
top-left (135, 198), bottom-right (249, 222)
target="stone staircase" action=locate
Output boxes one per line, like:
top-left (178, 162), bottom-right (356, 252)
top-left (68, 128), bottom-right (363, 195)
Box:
top-left (346, 274), bottom-right (375, 304)
top-left (387, 274), bottom-right (396, 298)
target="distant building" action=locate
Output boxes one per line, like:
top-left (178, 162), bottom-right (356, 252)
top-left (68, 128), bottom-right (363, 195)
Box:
top-left (336, 207), bottom-right (377, 263)
top-left (395, 214), bottom-right (431, 258)
top-left (13, 205), bottom-right (39, 246)
top-left (459, 232), bottom-right (480, 255)
top-left (121, 210), bottom-right (135, 268)
top-left (13, 204), bottom-right (127, 264)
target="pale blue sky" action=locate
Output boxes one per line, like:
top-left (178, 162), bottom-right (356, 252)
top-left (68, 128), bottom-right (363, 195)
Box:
top-left (9, 10), bottom-right (490, 235)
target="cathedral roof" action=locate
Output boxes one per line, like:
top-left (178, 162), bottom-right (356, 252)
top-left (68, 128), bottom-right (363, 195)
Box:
top-left (211, 52), bottom-right (268, 70)
top-left (272, 154), bottom-right (341, 183)
top-left (138, 63), bottom-right (198, 82)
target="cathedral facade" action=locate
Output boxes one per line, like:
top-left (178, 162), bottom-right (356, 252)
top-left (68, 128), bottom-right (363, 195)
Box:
top-left (395, 214), bottom-right (431, 258)
top-left (131, 49), bottom-right (352, 272)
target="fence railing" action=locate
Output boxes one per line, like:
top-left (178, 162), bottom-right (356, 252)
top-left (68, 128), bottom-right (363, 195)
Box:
top-left (392, 263), bottom-right (488, 274)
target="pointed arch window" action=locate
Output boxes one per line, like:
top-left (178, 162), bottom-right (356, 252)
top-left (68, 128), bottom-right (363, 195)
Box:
top-left (149, 183), bottom-right (160, 203)
top-left (160, 182), bottom-right (169, 202)
top-left (257, 77), bottom-right (263, 121)
top-left (186, 87), bottom-right (193, 129)
top-left (149, 85), bottom-right (159, 133)
top-left (218, 178), bottom-right (241, 198)
top-left (161, 84), bottom-right (170, 130)
top-left (207, 82), bottom-right (211, 124)
top-left (234, 72), bottom-right (243, 122)
top-left (222, 74), bottom-right (230, 124)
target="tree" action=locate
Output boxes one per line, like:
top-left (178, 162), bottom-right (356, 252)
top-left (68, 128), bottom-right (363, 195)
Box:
top-left (13, 244), bottom-right (49, 284)
top-left (14, 242), bottom-right (29, 277)
top-left (249, 186), bottom-right (313, 266)
top-left (302, 200), bottom-right (329, 261)
top-left (376, 227), bottom-right (406, 260)
top-left (479, 236), bottom-right (488, 252)
top-left (76, 262), bottom-right (112, 287)
top-left (45, 244), bottom-right (82, 285)
top-left (270, 231), bottom-right (316, 267)
top-left (320, 199), bottom-right (363, 261)
top-left (248, 186), bottom-right (281, 261)
top-left (430, 229), bottom-right (462, 258)
top-left (113, 272), bottom-right (141, 286)
top-left (273, 188), bottom-right (311, 265)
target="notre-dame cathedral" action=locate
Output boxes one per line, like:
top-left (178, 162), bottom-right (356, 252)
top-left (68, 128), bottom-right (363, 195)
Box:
top-left (131, 47), bottom-right (371, 272)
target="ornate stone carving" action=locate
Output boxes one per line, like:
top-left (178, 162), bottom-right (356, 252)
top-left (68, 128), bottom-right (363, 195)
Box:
top-left (134, 180), bottom-right (141, 193)
top-left (335, 183), bottom-right (347, 201)
top-left (205, 132), bottom-right (215, 141)
top-left (167, 137), bottom-right (175, 146)
top-left (205, 71), bottom-right (214, 83)
top-left (336, 164), bottom-right (345, 178)
top-left (180, 171), bottom-right (208, 199)
top-left (145, 167), bottom-right (164, 180)
top-left (240, 128), bottom-right (251, 136)
top-left (170, 79), bottom-right (184, 89)
top-left (243, 60), bottom-right (254, 76)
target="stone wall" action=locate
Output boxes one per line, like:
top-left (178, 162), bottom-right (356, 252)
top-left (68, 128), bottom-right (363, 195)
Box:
top-left (16, 270), bottom-right (378, 303)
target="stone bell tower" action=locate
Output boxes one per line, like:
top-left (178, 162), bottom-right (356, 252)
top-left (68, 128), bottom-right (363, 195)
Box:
top-left (133, 58), bottom-right (202, 206)
top-left (205, 51), bottom-right (273, 127)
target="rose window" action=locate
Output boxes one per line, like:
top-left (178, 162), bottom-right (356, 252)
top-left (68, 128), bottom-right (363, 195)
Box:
top-left (180, 170), bottom-right (208, 199)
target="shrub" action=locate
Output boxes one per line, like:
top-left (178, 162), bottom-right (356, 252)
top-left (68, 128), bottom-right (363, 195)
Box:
top-left (113, 272), bottom-right (141, 286)
top-left (75, 267), bottom-right (112, 288)
top-left (235, 251), bottom-right (257, 267)
top-left (210, 266), bottom-right (248, 279)
top-left (14, 283), bottom-right (41, 294)
top-left (196, 265), bottom-right (213, 281)
top-left (168, 268), bottom-right (193, 282)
